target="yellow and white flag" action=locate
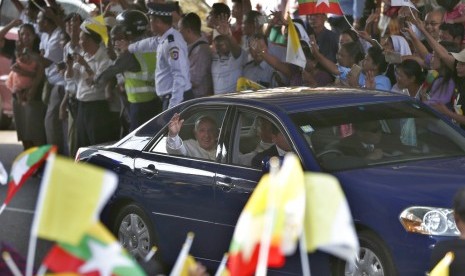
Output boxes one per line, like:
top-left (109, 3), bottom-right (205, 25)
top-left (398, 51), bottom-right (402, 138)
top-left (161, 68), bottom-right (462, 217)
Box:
top-left (31, 154), bottom-right (117, 245)
top-left (286, 18), bottom-right (306, 68)
top-left (304, 173), bottom-right (359, 264)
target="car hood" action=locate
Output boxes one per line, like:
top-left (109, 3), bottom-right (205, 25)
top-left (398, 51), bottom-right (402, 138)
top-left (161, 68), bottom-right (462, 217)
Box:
top-left (335, 156), bottom-right (465, 209)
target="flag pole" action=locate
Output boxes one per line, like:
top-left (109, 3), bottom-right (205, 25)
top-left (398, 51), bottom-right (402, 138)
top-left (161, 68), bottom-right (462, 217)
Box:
top-left (0, 203), bottom-right (6, 216)
top-left (2, 251), bottom-right (22, 276)
top-left (36, 264), bottom-right (47, 276)
top-left (0, 161), bottom-right (7, 184)
top-left (214, 253), bottom-right (228, 276)
top-left (25, 236), bottom-right (37, 276)
top-left (169, 232), bottom-right (195, 276)
top-left (25, 153), bottom-right (56, 276)
top-left (299, 231), bottom-right (311, 276)
top-left (256, 157), bottom-right (281, 276)
top-left (345, 14), bottom-right (384, 49)
top-left (144, 246), bottom-right (158, 263)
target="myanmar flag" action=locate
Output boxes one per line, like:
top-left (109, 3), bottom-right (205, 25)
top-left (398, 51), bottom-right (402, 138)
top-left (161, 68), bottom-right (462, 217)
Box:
top-left (227, 154), bottom-right (305, 276)
top-left (298, 0), bottom-right (343, 15)
top-left (42, 222), bottom-right (146, 276)
top-left (0, 145), bottom-right (55, 215)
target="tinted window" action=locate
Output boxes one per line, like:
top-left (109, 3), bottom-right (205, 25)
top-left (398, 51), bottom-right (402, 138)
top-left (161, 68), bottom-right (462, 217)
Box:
top-left (151, 108), bottom-right (227, 161)
top-left (291, 101), bottom-right (465, 171)
top-left (229, 111), bottom-right (278, 167)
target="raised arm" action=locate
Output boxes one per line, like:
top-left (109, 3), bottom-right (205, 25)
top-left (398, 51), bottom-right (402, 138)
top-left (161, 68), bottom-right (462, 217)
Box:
top-left (402, 23), bottom-right (429, 59)
top-left (11, 0), bottom-right (24, 13)
top-left (411, 19), bottom-right (455, 69)
top-left (0, 19), bottom-right (22, 48)
top-left (216, 13), bottom-right (242, 58)
top-left (310, 37), bottom-right (340, 75)
top-left (168, 113), bottom-right (184, 137)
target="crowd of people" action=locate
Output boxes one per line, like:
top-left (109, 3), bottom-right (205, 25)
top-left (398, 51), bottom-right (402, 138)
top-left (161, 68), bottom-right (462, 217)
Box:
top-left (3, 0), bottom-right (465, 160)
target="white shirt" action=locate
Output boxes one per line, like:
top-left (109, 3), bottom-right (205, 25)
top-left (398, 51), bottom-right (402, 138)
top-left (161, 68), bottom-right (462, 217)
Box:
top-left (73, 46), bottom-right (112, 101)
top-left (242, 60), bottom-right (275, 88)
top-left (211, 49), bottom-right (246, 94)
top-left (166, 135), bottom-right (216, 160)
top-left (40, 27), bottom-right (65, 85)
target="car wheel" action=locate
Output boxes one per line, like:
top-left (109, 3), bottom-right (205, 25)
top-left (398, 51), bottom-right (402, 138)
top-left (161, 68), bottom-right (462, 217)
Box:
top-left (331, 231), bottom-right (396, 276)
top-left (114, 204), bottom-right (158, 261)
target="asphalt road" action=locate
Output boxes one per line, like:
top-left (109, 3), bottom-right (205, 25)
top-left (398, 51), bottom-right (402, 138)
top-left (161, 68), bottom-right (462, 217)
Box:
top-left (0, 131), bottom-right (52, 271)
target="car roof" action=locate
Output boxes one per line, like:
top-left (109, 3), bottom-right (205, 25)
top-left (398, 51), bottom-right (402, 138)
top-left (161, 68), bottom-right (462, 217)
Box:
top-left (188, 87), bottom-right (408, 114)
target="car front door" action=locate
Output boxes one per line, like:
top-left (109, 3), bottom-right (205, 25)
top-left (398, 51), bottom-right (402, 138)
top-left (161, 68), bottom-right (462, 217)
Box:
top-left (134, 106), bottom-right (228, 265)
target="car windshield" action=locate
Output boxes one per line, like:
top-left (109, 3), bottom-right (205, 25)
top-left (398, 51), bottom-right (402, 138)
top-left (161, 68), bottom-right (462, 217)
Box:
top-left (291, 100), bottom-right (465, 171)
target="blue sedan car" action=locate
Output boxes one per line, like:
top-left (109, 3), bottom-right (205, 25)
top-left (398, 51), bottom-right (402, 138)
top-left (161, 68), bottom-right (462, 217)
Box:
top-left (77, 87), bottom-right (465, 275)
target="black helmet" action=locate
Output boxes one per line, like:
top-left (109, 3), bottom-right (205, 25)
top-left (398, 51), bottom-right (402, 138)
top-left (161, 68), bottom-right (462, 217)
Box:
top-left (116, 10), bottom-right (149, 37)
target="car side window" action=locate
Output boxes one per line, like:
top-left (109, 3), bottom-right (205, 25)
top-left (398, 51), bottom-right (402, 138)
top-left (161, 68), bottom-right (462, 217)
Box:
top-left (230, 111), bottom-right (277, 168)
top-left (151, 109), bottom-right (227, 161)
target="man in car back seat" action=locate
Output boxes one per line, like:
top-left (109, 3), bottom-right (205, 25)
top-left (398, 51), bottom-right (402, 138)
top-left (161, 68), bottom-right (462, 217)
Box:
top-left (166, 113), bottom-right (218, 160)
top-left (251, 123), bottom-right (292, 168)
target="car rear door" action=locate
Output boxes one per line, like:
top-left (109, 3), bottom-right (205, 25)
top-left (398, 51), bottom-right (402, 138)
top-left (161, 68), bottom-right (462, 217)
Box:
top-left (212, 107), bottom-right (280, 256)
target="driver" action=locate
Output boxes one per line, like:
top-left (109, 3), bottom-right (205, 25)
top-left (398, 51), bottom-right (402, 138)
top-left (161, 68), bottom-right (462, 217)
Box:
top-left (338, 121), bottom-right (403, 160)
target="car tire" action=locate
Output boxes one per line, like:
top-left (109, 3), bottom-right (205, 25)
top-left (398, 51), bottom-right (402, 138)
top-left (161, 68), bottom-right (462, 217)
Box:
top-left (113, 204), bottom-right (160, 262)
top-left (331, 230), bottom-right (397, 276)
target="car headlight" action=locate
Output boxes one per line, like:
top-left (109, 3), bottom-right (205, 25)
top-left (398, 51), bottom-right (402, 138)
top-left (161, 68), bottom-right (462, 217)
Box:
top-left (399, 206), bottom-right (460, 236)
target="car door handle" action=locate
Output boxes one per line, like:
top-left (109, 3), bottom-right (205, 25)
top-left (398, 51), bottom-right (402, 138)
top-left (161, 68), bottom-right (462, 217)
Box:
top-left (216, 180), bottom-right (234, 192)
top-left (140, 164), bottom-right (158, 178)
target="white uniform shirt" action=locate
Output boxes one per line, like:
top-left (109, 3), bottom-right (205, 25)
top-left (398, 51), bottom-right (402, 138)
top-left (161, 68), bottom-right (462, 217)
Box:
top-left (129, 29), bottom-right (191, 108)
top-left (156, 28), bottom-right (191, 108)
top-left (211, 49), bottom-right (246, 94)
top-left (73, 46), bottom-right (112, 101)
top-left (129, 36), bottom-right (159, 54)
top-left (40, 27), bottom-right (65, 85)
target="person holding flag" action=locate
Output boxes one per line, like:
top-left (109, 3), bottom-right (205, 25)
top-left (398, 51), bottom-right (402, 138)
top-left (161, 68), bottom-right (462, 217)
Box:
top-left (66, 20), bottom-right (115, 150)
top-left (257, 17), bottom-right (309, 86)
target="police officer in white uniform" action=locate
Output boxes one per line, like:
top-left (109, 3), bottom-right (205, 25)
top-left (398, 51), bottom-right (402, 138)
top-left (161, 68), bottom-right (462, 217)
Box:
top-left (129, 3), bottom-right (192, 110)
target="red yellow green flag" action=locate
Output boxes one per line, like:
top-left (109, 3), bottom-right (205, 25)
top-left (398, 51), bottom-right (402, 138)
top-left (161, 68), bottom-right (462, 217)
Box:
top-left (1, 145), bottom-right (55, 211)
top-left (298, 0), bottom-right (343, 15)
top-left (42, 222), bottom-right (146, 276)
